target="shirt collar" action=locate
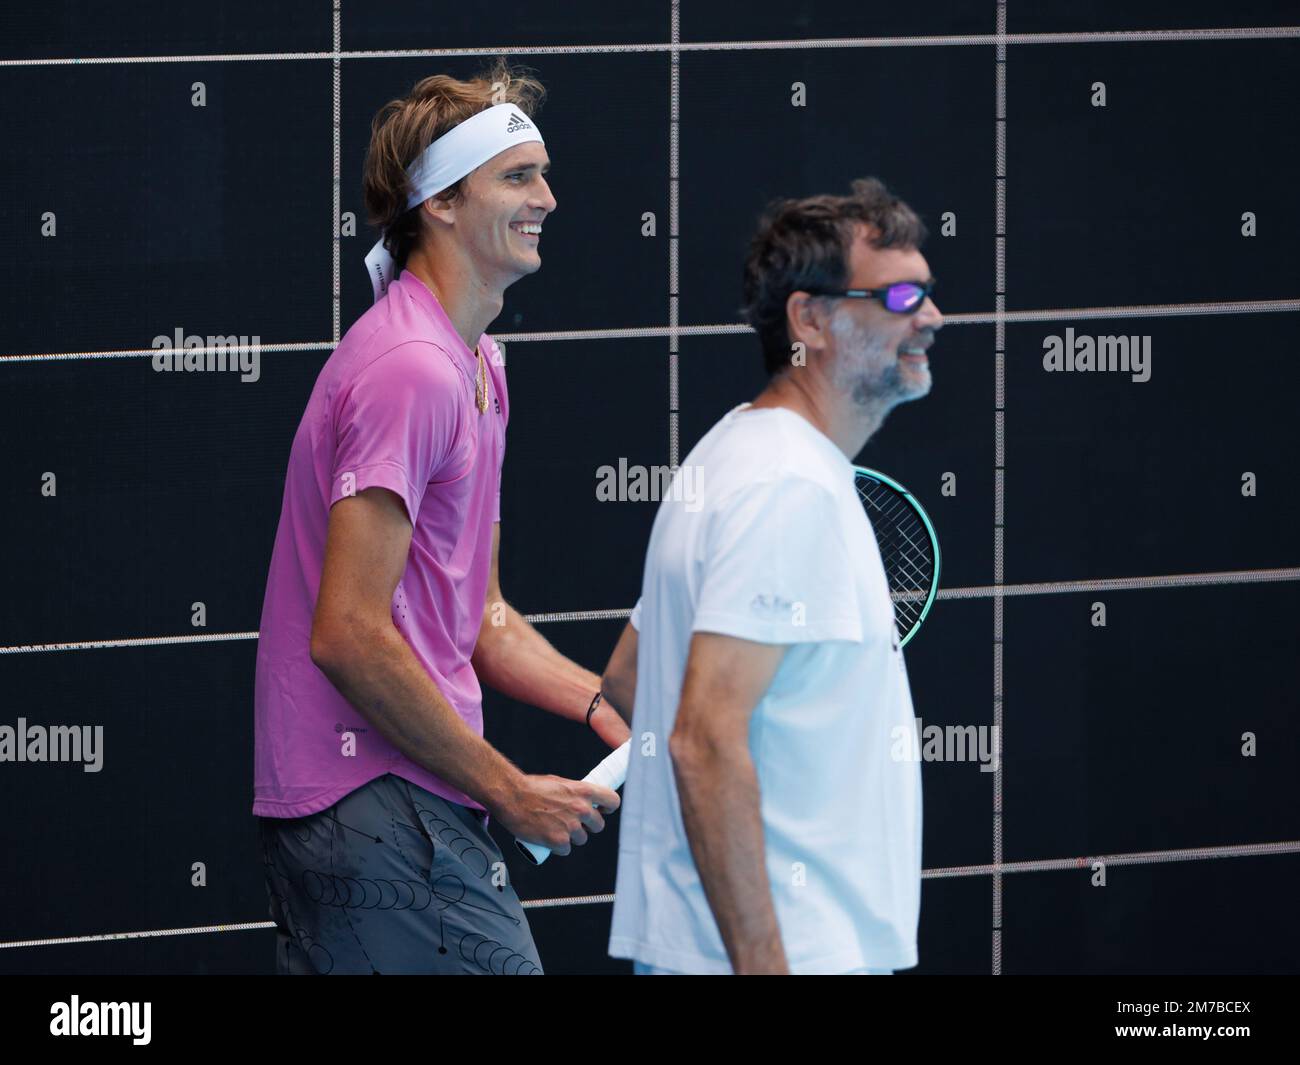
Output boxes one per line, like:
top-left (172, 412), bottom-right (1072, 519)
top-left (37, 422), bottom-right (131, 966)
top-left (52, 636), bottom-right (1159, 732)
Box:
top-left (730, 402), bottom-right (854, 476)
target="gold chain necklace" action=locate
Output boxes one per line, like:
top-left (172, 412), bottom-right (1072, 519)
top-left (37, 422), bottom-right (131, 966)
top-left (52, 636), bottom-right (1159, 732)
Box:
top-left (474, 344), bottom-right (489, 414)
top-left (424, 277), bottom-right (488, 414)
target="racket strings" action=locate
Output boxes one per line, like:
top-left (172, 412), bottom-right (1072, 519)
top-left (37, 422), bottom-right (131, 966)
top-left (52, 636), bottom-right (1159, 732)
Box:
top-left (855, 474), bottom-right (938, 639)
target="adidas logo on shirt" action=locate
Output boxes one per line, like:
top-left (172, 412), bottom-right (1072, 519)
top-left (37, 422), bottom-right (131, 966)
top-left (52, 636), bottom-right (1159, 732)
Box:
top-left (505, 113), bottom-right (533, 134)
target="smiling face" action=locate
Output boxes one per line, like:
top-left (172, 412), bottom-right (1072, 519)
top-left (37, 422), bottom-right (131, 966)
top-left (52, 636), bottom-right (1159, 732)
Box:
top-left (451, 142), bottom-right (556, 284)
top-left (823, 225), bottom-right (943, 410)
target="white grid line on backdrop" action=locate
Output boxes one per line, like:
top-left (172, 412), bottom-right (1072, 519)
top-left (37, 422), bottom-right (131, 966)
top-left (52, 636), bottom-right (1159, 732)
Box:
top-left (3, 25), bottom-right (1300, 68)
top-left (2, 837), bottom-right (1295, 951)
top-left (6, 298), bottom-right (1300, 362)
top-left (2, 567), bottom-right (1298, 654)
top-left (992, 0), bottom-right (1006, 975)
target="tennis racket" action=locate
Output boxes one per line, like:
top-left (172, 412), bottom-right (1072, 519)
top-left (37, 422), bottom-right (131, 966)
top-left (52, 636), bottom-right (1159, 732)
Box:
top-left (514, 466), bottom-right (940, 864)
top-left (852, 465), bottom-right (941, 646)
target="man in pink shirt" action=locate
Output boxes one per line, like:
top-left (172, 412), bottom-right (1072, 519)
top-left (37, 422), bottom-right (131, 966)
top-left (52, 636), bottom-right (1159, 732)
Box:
top-left (254, 64), bottom-right (627, 974)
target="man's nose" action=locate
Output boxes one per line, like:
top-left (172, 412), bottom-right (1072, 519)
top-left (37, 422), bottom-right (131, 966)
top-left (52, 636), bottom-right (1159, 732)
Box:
top-left (916, 297), bottom-right (942, 331)
top-left (537, 177), bottom-right (557, 213)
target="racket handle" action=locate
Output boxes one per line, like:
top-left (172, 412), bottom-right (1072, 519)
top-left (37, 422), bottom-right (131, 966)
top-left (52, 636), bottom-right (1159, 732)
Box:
top-left (515, 740), bottom-right (631, 866)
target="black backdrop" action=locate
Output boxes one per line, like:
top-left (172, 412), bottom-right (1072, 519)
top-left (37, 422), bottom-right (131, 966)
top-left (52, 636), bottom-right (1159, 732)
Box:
top-left (1, 2), bottom-right (1297, 976)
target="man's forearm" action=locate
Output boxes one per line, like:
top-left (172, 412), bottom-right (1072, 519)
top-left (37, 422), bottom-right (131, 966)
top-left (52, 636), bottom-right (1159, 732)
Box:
top-left (314, 622), bottom-right (523, 813)
top-left (600, 671), bottom-right (635, 727)
top-left (472, 601), bottom-right (603, 723)
top-left (671, 739), bottom-right (789, 974)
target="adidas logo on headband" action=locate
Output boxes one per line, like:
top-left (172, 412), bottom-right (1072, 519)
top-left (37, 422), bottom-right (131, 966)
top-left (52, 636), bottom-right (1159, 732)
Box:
top-left (505, 113), bottom-right (533, 134)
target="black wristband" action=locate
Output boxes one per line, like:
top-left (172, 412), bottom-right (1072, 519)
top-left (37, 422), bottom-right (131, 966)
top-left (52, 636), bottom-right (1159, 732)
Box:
top-left (586, 691), bottom-right (603, 728)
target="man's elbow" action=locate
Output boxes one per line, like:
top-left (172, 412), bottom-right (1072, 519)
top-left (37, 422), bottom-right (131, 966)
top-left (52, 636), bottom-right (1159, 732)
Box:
top-left (601, 669), bottom-right (634, 720)
top-left (668, 721), bottom-right (715, 775)
top-left (310, 616), bottom-right (372, 678)
top-left (668, 729), bottom-right (716, 802)
top-left (670, 716), bottom-right (751, 780)
top-left (471, 609), bottom-right (506, 667)
top-left (309, 626), bottom-right (345, 677)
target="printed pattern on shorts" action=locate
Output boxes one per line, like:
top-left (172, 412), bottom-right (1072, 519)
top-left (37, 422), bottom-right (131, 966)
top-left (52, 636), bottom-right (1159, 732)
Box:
top-left (259, 773), bottom-right (543, 974)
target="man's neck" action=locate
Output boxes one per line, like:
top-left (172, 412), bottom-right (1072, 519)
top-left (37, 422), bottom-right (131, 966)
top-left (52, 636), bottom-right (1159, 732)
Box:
top-left (404, 246), bottom-right (504, 355)
top-left (748, 372), bottom-right (886, 461)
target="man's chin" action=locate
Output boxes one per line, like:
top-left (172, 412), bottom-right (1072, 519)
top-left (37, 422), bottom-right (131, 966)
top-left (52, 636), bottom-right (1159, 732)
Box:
top-left (869, 381), bottom-right (931, 409)
top-left (500, 255), bottom-right (542, 287)
top-left (900, 365), bottom-right (932, 397)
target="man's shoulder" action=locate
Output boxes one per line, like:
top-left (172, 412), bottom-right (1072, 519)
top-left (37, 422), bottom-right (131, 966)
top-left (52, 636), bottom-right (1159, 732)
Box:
top-left (689, 413), bottom-right (843, 508)
top-left (331, 313), bottom-right (463, 390)
top-left (312, 328), bottom-right (467, 440)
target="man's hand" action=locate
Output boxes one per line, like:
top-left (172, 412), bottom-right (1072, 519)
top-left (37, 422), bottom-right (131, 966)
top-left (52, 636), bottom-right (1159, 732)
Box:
top-left (491, 774), bottom-right (621, 854)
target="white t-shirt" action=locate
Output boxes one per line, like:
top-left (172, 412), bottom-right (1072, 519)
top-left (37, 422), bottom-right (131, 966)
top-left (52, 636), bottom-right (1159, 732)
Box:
top-left (607, 402), bottom-right (922, 974)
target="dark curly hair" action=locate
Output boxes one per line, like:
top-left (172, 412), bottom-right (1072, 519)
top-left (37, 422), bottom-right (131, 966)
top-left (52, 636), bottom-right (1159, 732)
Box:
top-left (739, 177), bottom-right (929, 377)
top-left (362, 58), bottom-right (547, 275)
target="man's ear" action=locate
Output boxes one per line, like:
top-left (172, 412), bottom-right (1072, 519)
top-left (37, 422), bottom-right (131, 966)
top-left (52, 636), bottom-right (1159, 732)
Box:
top-left (421, 194), bottom-right (457, 228)
top-left (786, 291), bottom-right (826, 351)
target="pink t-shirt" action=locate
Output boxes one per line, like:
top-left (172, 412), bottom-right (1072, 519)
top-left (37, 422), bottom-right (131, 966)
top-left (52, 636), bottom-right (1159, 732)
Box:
top-left (253, 268), bottom-right (508, 819)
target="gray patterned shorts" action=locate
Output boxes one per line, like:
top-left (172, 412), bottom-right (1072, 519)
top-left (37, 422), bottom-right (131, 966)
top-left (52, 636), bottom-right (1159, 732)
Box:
top-left (258, 773), bottom-right (543, 974)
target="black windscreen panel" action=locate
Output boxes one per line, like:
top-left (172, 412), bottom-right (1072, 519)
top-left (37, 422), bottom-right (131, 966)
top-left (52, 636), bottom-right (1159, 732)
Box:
top-left (0, 1), bottom-right (1296, 977)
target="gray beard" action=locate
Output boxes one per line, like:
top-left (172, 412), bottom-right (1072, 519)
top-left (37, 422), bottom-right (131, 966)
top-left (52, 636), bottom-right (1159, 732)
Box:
top-left (829, 310), bottom-right (928, 413)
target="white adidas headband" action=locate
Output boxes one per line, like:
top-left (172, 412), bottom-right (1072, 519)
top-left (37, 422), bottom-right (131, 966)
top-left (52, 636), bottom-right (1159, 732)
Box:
top-left (364, 101), bottom-right (546, 303)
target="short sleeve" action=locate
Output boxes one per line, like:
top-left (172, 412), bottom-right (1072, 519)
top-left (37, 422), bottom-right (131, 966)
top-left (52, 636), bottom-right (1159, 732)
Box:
top-left (330, 345), bottom-right (462, 525)
top-left (692, 475), bottom-right (862, 645)
top-left (629, 595), bottom-right (643, 632)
